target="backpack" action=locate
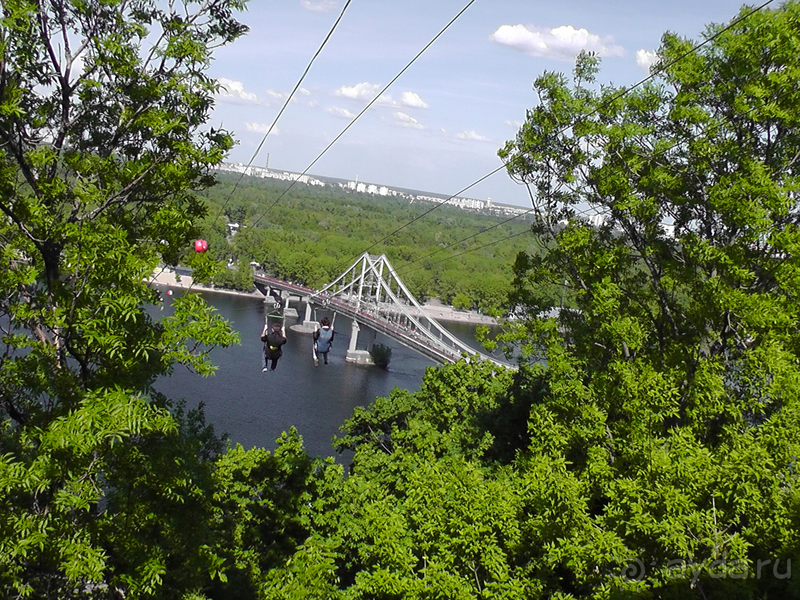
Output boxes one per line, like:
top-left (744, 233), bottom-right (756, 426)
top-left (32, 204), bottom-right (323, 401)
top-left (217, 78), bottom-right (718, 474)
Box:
top-left (316, 327), bottom-right (334, 353)
top-left (264, 331), bottom-right (285, 359)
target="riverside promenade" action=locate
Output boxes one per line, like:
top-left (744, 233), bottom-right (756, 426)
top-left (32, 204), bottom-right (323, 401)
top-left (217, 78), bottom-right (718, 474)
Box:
top-left (149, 268), bottom-right (264, 299)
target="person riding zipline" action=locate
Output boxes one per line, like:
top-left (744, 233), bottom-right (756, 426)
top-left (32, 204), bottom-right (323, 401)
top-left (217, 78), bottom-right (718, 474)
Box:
top-left (261, 322), bottom-right (287, 372)
top-left (313, 316), bottom-right (335, 366)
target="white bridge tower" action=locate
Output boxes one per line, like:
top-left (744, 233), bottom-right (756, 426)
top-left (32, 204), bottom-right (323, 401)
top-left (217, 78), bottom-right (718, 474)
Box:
top-left (302, 253), bottom-right (507, 367)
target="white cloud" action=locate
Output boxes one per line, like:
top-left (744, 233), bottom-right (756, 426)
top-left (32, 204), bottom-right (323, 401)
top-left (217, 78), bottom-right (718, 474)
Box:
top-left (336, 82), bottom-right (392, 104)
top-left (336, 84), bottom-right (428, 109)
top-left (399, 91), bottom-right (428, 109)
top-left (391, 112), bottom-right (424, 130)
top-left (636, 49), bottom-right (659, 70)
top-left (456, 130), bottom-right (491, 142)
top-left (490, 24), bottom-right (624, 62)
top-left (326, 106), bottom-right (356, 119)
top-left (301, 0), bottom-right (338, 12)
top-left (217, 78), bottom-right (259, 103)
top-left (336, 82), bottom-right (380, 100)
top-left (245, 122), bottom-right (279, 135)
top-left (264, 88), bottom-right (314, 107)
top-left (267, 89), bottom-right (289, 101)
top-left (505, 120), bottom-right (523, 129)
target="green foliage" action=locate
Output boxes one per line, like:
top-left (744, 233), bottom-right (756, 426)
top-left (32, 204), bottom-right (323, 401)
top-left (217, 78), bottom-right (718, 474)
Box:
top-left (7, 2), bottom-right (800, 599)
top-left (0, 0), bottom-right (248, 597)
top-left (490, 2), bottom-right (800, 597)
top-left (452, 292), bottom-right (472, 311)
top-left (368, 343), bottom-right (392, 368)
top-left (0, 390), bottom-right (176, 597)
top-left (200, 173), bottom-right (528, 313)
top-left (269, 360), bottom-right (535, 599)
top-left (212, 259), bottom-right (256, 292)
top-left (223, 4), bottom-right (800, 598)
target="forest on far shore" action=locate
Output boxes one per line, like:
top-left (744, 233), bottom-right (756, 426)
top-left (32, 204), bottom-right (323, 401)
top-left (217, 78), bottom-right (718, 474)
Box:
top-left (195, 172), bottom-right (559, 314)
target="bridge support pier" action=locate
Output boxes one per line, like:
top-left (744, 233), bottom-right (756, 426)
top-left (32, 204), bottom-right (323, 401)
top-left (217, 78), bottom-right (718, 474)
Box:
top-left (262, 286), bottom-right (278, 307)
top-left (283, 294), bottom-right (299, 318)
top-left (301, 301), bottom-right (317, 331)
top-left (345, 319), bottom-right (372, 365)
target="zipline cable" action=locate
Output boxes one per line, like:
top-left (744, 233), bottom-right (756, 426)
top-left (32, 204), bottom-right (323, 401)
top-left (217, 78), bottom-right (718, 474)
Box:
top-left (208, 0), bottom-right (353, 231)
top-left (405, 228), bottom-right (532, 275)
top-left (395, 206), bottom-right (537, 274)
top-left (395, 58), bottom-right (796, 278)
top-left (354, 162), bottom-right (507, 258)
top-left (249, 0), bottom-right (477, 228)
top-left (340, 0), bottom-right (776, 266)
top-left (396, 201), bottom-right (607, 277)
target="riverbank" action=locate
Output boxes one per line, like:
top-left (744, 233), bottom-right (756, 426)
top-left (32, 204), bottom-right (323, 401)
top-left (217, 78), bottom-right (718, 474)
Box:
top-left (148, 269), bottom-right (498, 325)
top-left (419, 298), bottom-right (498, 326)
top-left (149, 268), bottom-right (265, 299)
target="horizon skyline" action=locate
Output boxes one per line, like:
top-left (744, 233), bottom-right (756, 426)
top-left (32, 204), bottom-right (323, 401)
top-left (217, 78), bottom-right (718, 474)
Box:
top-left (210, 0), bottom-right (757, 208)
top-left (218, 160), bottom-right (521, 205)
top-left (215, 161), bottom-right (534, 222)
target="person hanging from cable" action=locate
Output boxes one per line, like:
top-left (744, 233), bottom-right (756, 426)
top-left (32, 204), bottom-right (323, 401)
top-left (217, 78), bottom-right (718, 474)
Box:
top-left (313, 316), bottom-right (335, 366)
top-left (261, 321), bottom-right (287, 372)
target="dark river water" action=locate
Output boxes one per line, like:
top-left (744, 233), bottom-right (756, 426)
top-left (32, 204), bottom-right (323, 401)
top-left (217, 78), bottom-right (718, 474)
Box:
top-left (154, 289), bottom-right (496, 460)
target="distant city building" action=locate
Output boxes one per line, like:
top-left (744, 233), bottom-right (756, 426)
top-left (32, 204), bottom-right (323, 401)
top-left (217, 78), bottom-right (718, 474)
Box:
top-left (220, 162), bottom-right (325, 187)
top-left (215, 162), bottom-right (531, 220)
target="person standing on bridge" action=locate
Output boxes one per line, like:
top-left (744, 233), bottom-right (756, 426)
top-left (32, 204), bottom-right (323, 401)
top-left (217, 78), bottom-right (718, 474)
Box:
top-left (261, 322), bottom-right (287, 372)
top-left (313, 317), bottom-right (335, 366)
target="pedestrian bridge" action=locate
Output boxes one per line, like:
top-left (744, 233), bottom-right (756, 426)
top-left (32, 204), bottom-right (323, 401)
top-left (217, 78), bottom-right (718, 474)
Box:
top-left (254, 253), bottom-right (510, 368)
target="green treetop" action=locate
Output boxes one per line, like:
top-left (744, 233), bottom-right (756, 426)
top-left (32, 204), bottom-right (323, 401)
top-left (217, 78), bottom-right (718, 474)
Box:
top-left (256, 4), bottom-right (800, 599)
top-left (493, 2), bottom-right (800, 596)
top-left (0, 1), bottom-right (246, 597)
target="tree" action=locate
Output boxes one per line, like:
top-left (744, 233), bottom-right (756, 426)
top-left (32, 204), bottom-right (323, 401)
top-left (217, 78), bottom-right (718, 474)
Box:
top-left (368, 343), bottom-right (392, 368)
top-left (0, 1), bottom-right (246, 597)
top-left (451, 291), bottom-right (472, 311)
top-left (493, 4), bottom-right (800, 597)
top-left (214, 259), bottom-right (255, 292)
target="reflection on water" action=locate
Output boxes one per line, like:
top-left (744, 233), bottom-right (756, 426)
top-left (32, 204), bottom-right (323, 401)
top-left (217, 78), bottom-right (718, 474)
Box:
top-left (153, 289), bottom-right (497, 460)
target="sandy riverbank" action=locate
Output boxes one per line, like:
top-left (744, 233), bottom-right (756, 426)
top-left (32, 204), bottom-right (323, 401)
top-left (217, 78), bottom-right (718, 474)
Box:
top-left (418, 298), bottom-right (498, 326)
top-left (148, 268), bottom-right (265, 299)
top-left (148, 269), bottom-right (498, 326)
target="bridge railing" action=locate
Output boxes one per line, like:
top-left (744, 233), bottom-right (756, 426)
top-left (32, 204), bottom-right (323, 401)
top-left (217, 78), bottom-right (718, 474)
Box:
top-left (255, 260), bottom-right (510, 369)
top-left (318, 295), bottom-right (461, 363)
top-left (312, 290), bottom-right (505, 367)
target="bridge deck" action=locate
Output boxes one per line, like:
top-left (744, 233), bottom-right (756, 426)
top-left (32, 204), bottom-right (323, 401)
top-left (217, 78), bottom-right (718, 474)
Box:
top-left (254, 273), bottom-right (508, 368)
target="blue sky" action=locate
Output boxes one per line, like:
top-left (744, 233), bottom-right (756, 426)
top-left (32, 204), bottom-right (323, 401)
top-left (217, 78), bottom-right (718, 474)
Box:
top-left (210, 0), bottom-right (756, 207)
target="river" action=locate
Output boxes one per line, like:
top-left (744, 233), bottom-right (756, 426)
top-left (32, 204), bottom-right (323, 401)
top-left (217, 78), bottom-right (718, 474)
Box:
top-left (153, 290), bottom-right (496, 460)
